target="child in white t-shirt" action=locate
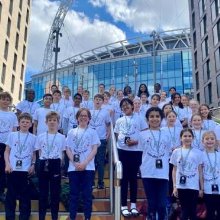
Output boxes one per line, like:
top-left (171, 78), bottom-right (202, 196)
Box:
top-left (35, 111), bottom-right (66, 220)
top-left (80, 90), bottom-right (94, 110)
top-left (33, 93), bottom-right (53, 135)
top-left (4, 113), bottom-right (36, 220)
top-left (0, 92), bottom-right (18, 201)
top-left (66, 108), bottom-right (100, 220)
top-left (202, 131), bottom-right (220, 219)
top-left (170, 128), bottom-right (203, 220)
top-left (140, 107), bottom-right (172, 220)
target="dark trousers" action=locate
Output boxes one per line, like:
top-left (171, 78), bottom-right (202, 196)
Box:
top-left (118, 149), bottom-right (142, 206)
top-left (95, 139), bottom-right (107, 185)
top-left (178, 189), bottom-right (198, 220)
top-left (5, 171), bottom-right (30, 220)
top-left (204, 194), bottom-right (220, 220)
top-left (38, 159), bottom-right (61, 220)
top-left (69, 170), bottom-right (94, 220)
top-left (142, 178), bottom-right (168, 220)
top-left (0, 143), bottom-right (6, 193)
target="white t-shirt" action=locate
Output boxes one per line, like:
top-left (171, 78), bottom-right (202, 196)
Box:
top-left (161, 126), bottom-right (182, 150)
top-left (114, 114), bottom-right (148, 151)
top-left (33, 107), bottom-right (52, 135)
top-left (63, 106), bottom-right (79, 131)
top-left (160, 118), bottom-right (183, 128)
top-left (112, 100), bottom-right (123, 124)
top-left (0, 110), bottom-right (18, 143)
top-left (89, 108), bottom-right (111, 140)
top-left (80, 100), bottom-right (94, 110)
top-left (202, 119), bottom-right (217, 131)
top-left (50, 102), bottom-right (65, 129)
top-left (35, 132), bottom-right (66, 159)
top-left (158, 101), bottom-right (168, 109)
top-left (6, 131), bottom-right (36, 172)
top-left (202, 151), bottom-right (220, 194)
top-left (60, 98), bottom-right (73, 109)
top-left (140, 129), bottom-right (172, 179)
top-left (173, 106), bottom-right (186, 121)
top-left (16, 100), bottom-right (40, 117)
top-left (170, 147), bottom-right (203, 190)
top-left (66, 127), bottom-right (100, 171)
top-left (183, 106), bottom-right (192, 124)
top-left (192, 129), bottom-right (207, 151)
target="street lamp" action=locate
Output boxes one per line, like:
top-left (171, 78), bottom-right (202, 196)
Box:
top-left (133, 59), bottom-right (138, 94)
top-left (150, 30), bottom-right (157, 87)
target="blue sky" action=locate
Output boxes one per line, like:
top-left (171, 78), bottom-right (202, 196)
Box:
top-left (26, 0), bottom-right (189, 81)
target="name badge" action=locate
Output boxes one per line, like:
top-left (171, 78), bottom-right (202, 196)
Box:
top-left (16, 160), bottom-right (22, 169)
top-left (179, 175), bottom-right (186, 185)
top-left (155, 159), bottom-right (163, 169)
top-left (211, 184), bottom-right (219, 194)
top-left (73, 125), bottom-right (78, 128)
top-left (73, 154), bottom-right (80, 163)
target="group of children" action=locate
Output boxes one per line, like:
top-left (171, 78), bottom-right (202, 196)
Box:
top-left (0, 82), bottom-right (219, 220)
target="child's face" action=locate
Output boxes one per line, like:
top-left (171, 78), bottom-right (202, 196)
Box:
top-left (200, 106), bottom-right (209, 118)
top-left (117, 91), bottom-right (124, 100)
top-left (74, 95), bottom-right (82, 107)
top-left (77, 110), bottom-right (90, 126)
top-left (52, 93), bottom-right (61, 102)
top-left (94, 97), bottom-right (103, 108)
top-left (160, 92), bottom-right (166, 101)
top-left (19, 118), bottom-right (32, 132)
top-left (147, 111), bottom-right (161, 129)
top-left (46, 117), bottom-right (59, 129)
top-left (181, 96), bottom-right (189, 106)
top-left (121, 101), bottom-right (133, 116)
top-left (189, 101), bottom-right (199, 112)
top-left (109, 87), bottom-right (116, 96)
top-left (191, 115), bottom-right (202, 129)
top-left (141, 95), bottom-right (147, 103)
top-left (104, 94), bottom-right (110, 103)
top-left (164, 105), bottom-right (172, 114)
top-left (167, 112), bottom-right (177, 125)
top-left (83, 92), bottom-right (89, 100)
top-left (63, 90), bottom-right (70, 98)
top-left (43, 96), bottom-right (53, 107)
top-left (203, 134), bottom-right (216, 150)
top-left (181, 131), bottom-right (193, 146)
top-left (0, 97), bottom-right (11, 108)
top-left (133, 100), bottom-right (141, 111)
top-left (151, 96), bottom-right (159, 107)
top-left (173, 95), bottom-right (181, 104)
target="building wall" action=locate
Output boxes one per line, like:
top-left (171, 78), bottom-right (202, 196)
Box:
top-left (189, 0), bottom-right (220, 106)
top-left (31, 49), bottom-right (192, 101)
top-left (0, 0), bottom-right (31, 104)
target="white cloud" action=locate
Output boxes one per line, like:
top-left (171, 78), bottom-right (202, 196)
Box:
top-left (89, 0), bottom-right (189, 33)
top-left (26, 0), bottom-right (126, 74)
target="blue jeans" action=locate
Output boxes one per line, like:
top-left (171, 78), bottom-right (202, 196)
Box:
top-left (142, 178), bottom-right (168, 220)
top-left (69, 170), bottom-right (95, 220)
top-left (95, 139), bottom-right (107, 185)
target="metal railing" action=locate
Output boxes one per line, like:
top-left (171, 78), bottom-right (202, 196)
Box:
top-left (109, 122), bottom-right (123, 219)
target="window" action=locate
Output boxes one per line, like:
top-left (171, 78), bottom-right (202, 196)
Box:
top-left (202, 37), bottom-right (209, 60)
top-left (197, 93), bottom-right (200, 102)
top-left (203, 59), bottom-right (210, 83)
top-left (193, 31), bottom-right (197, 49)
top-left (26, 9), bottom-right (29, 24)
top-left (199, 0), bottom-right (206, 17)
top-left (15, 33), bottom-right (19, 50)
top-left (19, 0), bottom-right (23, 10)
top-left (1, 63), bottom-right (6, 84)
top-left (215, 47), bottom-right (220, 71)
top-left (17, 13), bottom-right (21, 30)
top-left (204, 83), bottom-right (212, 104)
top-left (4, 40), bottom-right (9, 60)
top-left (217, 74), bottom-right (220, 98)
top-left (194, 51), bottom-right (198, 69)
top-left (9, 0), bottom-right (13, 15)
top-left (11, 75), bottom-right (15, 93)
top-left (7, 18), bottom-right (11, 37)
top-left (0, 2), bottom-right (2, 23)
top-left (195, 72), bottom-right (199, 90)
top-left (191, 0), bottom-right (194, 10)
top-left (213, 20), bottom-right (220, 46)
top-left (211, 0), bottom-right (220, 22)
top-left (20, 64), bottom-right (24, 80)
top-left (24, 27), bottom-right (27, 42)
top-left (200, 15), bottom-right (207, 38)
top-left (19, 84), bottom-right (22, 100)
top-left (22, 45), bottom-right (26, 61)
top-left (13, 53), bottom-right (17, 71)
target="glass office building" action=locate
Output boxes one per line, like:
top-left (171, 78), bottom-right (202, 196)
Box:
top-left (27, 29), bottom-right (192, 100)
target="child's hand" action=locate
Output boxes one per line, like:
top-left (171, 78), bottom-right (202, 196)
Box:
top-left (199, 190), bottom-right (204, 198)
top-left (5, 164), bottom-right (13, 173)
top-left (173, 187), bottom-right (178, 198)
top-left (28, 165), bottom-right (35, 175)
top-left (126, 139), bottom-right (138, 146)
top-left (75, 162), bottom-right (87, 171)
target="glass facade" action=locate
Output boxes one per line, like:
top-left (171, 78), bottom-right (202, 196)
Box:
top-left (31, 50), bottom-right (193, 101)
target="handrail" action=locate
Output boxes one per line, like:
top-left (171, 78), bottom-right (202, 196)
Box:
top-left (109, 121), bottom-right (122, 220)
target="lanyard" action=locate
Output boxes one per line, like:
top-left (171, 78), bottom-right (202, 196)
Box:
top-left (27, 101), bottom-right (34, 114)
top-left (18, 132), bottom-right (29, 156)
top-left (52, 103), bottom-right (60, 112)
top-left (92, 109), bottom-right (101, 125)
top-left (149, 129), bottom-right (161, 157)
top-left (75, 127), bottom-right (87, 150)
top-left (125, 114), bottom-right (134, 133)
top-left (206, 150), bottom-right (217, 183)
top-left (193, 129), bottom-right (202, 148)
top-left (168, 126), bottom-right (176, 144)
top-left (46, 132), bottom-right (57, 158)
top-left (181, 147), bottom-right (192, 173)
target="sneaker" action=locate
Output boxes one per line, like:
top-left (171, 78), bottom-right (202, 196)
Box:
top-left (97, 183), bottom-right (105, 189)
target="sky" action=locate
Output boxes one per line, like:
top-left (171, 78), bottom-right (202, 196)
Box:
top-left (26, 0), bottom-right (190, 81)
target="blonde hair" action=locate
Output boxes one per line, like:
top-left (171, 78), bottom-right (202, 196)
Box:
top-left (46, 111), bottom-right (60, 122)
